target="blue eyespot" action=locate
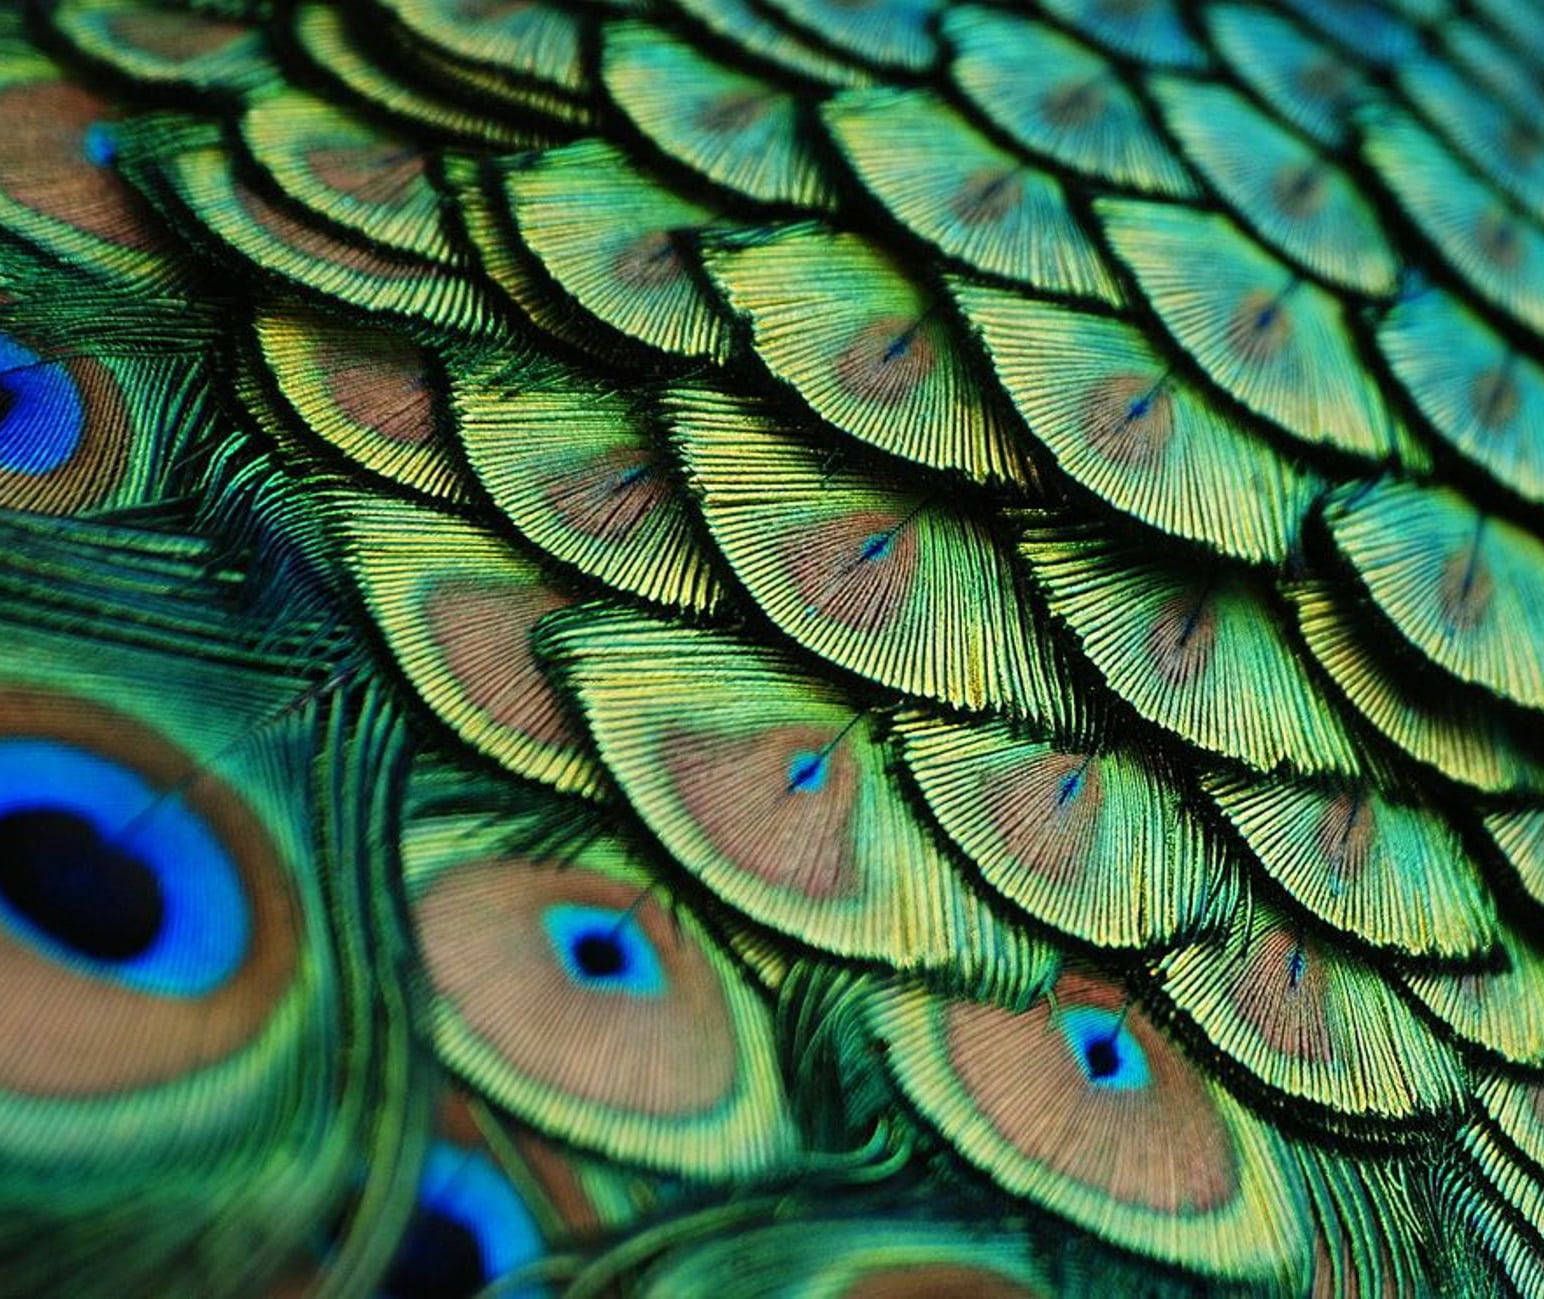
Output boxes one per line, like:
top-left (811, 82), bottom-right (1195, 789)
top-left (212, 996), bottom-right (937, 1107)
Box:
top-left (858, 531), bottom-right (895, 562)
top-left (1286, 945), bottom-right (1308, 989)
top-left (786, 749), bottom-right (829, 794)
top-left (382, 1142), bottom-right (547, 1299)
top-left (0, 333), bottom-right (85, 476)
top-left (82, 121), bottom-right (119, 168)
top-left (1059, 1006), bottom-right (1151, 1091)
top-left (0, 738), bottom-right (250, 997)
top-left (542, 903), bottom-right (666, 998)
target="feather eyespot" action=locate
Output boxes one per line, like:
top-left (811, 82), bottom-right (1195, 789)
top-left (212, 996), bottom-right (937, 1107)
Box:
top-left (1082, 373), bottom-right (1175, 467)
top-left (1041, 77), bottom-right (1110, 129)
top-left (0, 81), bottom-right (159, 253)
top-left (0, 688), bottom-right (302, 1097)
top-left (409, 831), bottom-right (794, 1177)
top-left (1474, 210), bottom-right (1525, 270)
top-left (1057, 1006), bottom-right (1152, 1091)
top-left (0, 740), bottom-right (250, 996)
top-left (542, 903), bottom-right (667, 998)
top-left (1470, 367), bottom-right (1521, 431)
top-left (381, 1143), bottom-right (546, 1299)
top-left (950, 168), bottom-right (1022, 226)
top-left (0, 333), bottom-right (84, 478)
top-left (785, 749), bottom-right (831, 794)
top-left (835, 316), bottom-right (937, 404)
top-left (613, 231), bottom-right (687, 290)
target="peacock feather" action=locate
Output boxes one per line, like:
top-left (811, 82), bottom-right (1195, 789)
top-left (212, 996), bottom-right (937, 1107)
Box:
top-left (2, 0), bottom-right (1544, 1295)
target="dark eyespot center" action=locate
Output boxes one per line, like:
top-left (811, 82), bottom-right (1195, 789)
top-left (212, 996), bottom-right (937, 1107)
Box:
top-left (380, 1208), bottom-right (486, 1299)
top-left (859, 531), bottom-right (894, 562)
top-left (1286, 946), bottom-right (1308, 989)
top-left (787, 752), bottom-right (827, 793)
top-left (0, 807), bottom-right (163, 961)
top-left (1085, 1034), bottom-right (1121, 1080)
top-left (574, 930), bottom-right (627, 979)
top-left (82, 121), bottom-right (119, 168)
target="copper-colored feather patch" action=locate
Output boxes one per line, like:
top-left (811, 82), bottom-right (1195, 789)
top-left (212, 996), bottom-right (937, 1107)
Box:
top-left (0, 82), bottom-right (158, 252)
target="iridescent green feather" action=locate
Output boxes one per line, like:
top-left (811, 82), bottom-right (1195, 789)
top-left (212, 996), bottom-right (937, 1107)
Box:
top-left (0, 513), bottom-right (410, 1299)
top-left (239, 88), bottom-right (456, 263)
top-left (1205, 5), bottom-right (1367, 149)
top-left (450, 355), bottom-right (726, 614)
top-left (1404, 923), bottom-right (1544, 1068)
top-left (1485, 807), bottom-right (1544, 911)
top-left (1286, 580), bottom-right (1544, 796)
top-left (373, 0), bottom-right (589, 95)
top-left (1203, 772), bottom-right (1498, 960)
top-left (701, 223), bottom-right (1029, 485)
top-left (1149, 74), bottom-right (1396, 297)
top-left (366, 8), bottom-right (593, 128)
top-left (1399, 53), bottom-right (1544, 224)
top-left (251, 301), bottom-right (471, 504)
top-left (666, 385), bottom-right (1065, 719)
top-left (401, 787), bottom-right (798, 1179)
top-left (324, 490), bottom-right (605, 798)
top-left (1324, 478), bottom-right (1544, 711)
top-left (47, 0), bottom-right (276, 96)
top-left (956, 282), bottom-right (1320, 565)
top-left (1431, 1154), bottom-right (1544, 1298)
top-left (944, 8), bottom-right (1197, 198)
top-left (669, 0), bottom-right (873, 89)
top-left (535, 601), bottom-right (1058, 1005)
top-left (602, 21), bottom-right (835, 210)
top-left (823, 89), bottom-right (1121, 305)
top-left (1475, 1070), bottom-right (1544, 1175)
top-left (494, 139), bottom-right (733, 362)
top-left (8, 2), bottom-right (1544, 1293)
top-left (289, 2), bottom-right (544, 149)
top-left (0, 256), bottom-right (220, 518)
top-left (863, 971), bottom-right (1310, 1280)
top-left (1468, 0), bottom-right (1544, 69)
top-left (447, 150), bottom-right (605, 356)
top-left (1443, 18), bottom-right (1544, 128)
top-left (1019, 518), bottom-right (1365, 775)
top-left (758, 0), bottom-right (939, 73)
top-left (1378, 285), bottom-right (1544, 506)
top-left (896, 711), bottom-right (1231, 951)
top-left (1155, 892), bottom-right (1466, 1123)
top-left (1458, 1121), bottom-right (1544, 1264)
top-left (122, 116), bottom-right (498, 334)
top-left (0, 54), bottom-right (174, 288)
top-left (1294, 1146), bottom-right (1430, 1299)
top-left (1276, 0), bottom-right (1419, 68)
top-left (637, 1218), bottom-right (1054, 1298)
top-left (1039, 0), bottom-right (1208, 69)
top-left (1363, 107), bottom-right (1544, 340)
top-left (1097, 197), bottom-right (1408, 463)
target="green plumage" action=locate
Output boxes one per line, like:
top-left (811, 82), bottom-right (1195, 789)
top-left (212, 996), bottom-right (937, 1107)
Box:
top-left (3, 0), bottom-right (1544, 1295)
